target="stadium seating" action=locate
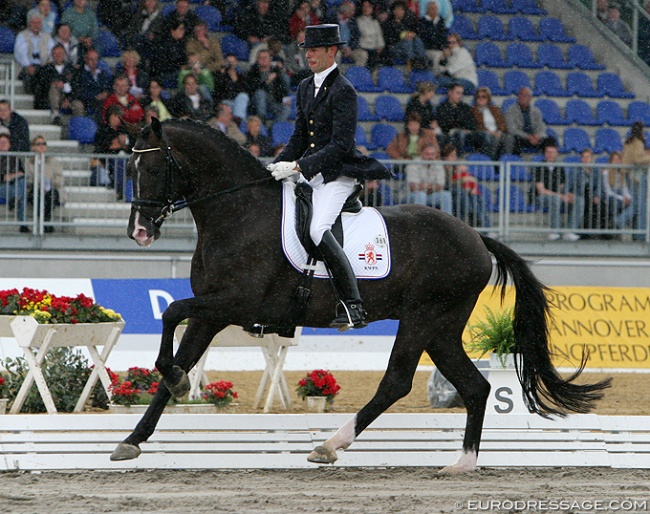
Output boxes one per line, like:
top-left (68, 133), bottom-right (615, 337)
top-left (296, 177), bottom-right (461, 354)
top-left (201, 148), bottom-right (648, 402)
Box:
top-left (534, 98), bottom-right (568, 125)
top-left (594, 127), bottom-right (623, 153)
top-left (505, 43), bottom-right (542, 68)
top-left (565, 99), bottom-right (600, 125)
top-left (466, 153), bottom-right (498, 180)
top-left (539, 18), bottom-right (577, 43)
top-left (501, 97), bottom-right (517, 113)
top-left (499, 154), bottom-right (531, 182)
top-left (475, 42), bottom-right (506, 67)
top-left (503, 70), bottom-right (532, 95)
top-left (345, 66), bottom-right (382, 92)
top-left (357, 96), bottom-right (379, 122)
top-left (534, 71), bottom-right (569, 97)
top-left (409, 70), bottom-right (436, 89)
top-left (96, 29), bottom-right (121, 58)
top-left (495, 184), bottom-right (536, 212)
top-left (627, 102), bottom-right (650, 125)
top-left (567, 45), bottom-right (605, 70)
top-left (477, 15), bottom-right (514, 41)
top-left (450, 15), bottom-right (480, 40)
top-left (454, 0), bottom-right (486, 14)
top-left (537, 44), bottom-right (572, 69)
top-left (508, 17), bottom-right (544, 42)
top-left (377, 67), bottom-right (414, 93)
top-left (0, 26), bottom-right (15, 53)
top-left (597, 73), bottom-right (635, 99)
top-left (220, 34), bottom-right (249, 61)
top-left (355, 125), bottom-right (374, 149)
top-left (483, 0), bottom-right (517, 14)
top-left (477, 69), bottom-right (505, 95)
top-left (370, 124), bottom-right (398, 150)
top-left (68, 116), bottom-right (98, 145)
top-left (194, 5), bottom-right (222, 31)
top-left (565, 72), bottom-right (603, 98)
top-left (271, 121), bottom-right (294, 147)
top-left (596, 100), bottom-right (630, 126)
top-left (562, 127), bottom-right (592, 153)
top-left (511, 0), bottom-right (548, 15)
top-left (374, 95), bottom-right (405, 122)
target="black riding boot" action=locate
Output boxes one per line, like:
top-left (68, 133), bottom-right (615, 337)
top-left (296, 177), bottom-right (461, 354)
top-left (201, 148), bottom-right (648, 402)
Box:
top-left (317, 230), bottom-right (368, 330)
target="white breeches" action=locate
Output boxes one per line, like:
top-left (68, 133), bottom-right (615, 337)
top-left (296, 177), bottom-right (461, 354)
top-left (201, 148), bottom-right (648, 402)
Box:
top-left (308, 174), bottom-right (357, 246)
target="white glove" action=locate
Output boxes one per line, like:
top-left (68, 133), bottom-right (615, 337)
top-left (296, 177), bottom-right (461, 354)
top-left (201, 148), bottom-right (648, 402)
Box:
top-left (267, 161), bottom-right (300, 181)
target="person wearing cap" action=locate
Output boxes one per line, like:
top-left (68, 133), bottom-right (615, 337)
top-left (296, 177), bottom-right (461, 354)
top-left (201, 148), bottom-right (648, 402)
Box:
top-left (605, 2), bottom-right (632, 47)
top-left (267, 24), bottom-right (390, 330)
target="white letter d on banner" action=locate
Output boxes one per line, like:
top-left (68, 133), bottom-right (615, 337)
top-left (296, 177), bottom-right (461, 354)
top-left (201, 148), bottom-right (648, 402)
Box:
top-left (149, 289), bottom-right (175, 319)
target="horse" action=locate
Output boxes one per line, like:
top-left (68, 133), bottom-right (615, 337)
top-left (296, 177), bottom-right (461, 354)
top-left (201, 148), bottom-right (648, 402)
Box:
top-left (111, 118), bottom-right (610, 472)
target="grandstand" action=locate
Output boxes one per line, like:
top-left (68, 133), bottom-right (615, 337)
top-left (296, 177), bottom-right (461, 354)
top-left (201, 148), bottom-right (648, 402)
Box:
top-left (1, 0), bottom-right (649, 254)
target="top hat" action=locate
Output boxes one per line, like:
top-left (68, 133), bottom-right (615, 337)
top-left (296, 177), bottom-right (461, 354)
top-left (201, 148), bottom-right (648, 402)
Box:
top-left (299, 24), bottom-right (347, 48)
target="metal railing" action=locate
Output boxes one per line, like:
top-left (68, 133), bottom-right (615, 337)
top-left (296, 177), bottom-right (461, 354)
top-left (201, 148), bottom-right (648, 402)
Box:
top-left (0, 59), bottom-right (16, 107)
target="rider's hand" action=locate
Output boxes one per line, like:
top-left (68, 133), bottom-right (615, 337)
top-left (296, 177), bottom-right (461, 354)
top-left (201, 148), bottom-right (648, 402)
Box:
top-left (267, 161), bottom-right (300, 181)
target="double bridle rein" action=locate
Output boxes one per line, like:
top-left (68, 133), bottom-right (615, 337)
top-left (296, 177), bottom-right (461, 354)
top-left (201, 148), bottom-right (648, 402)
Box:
top-left (131, 144), bottom-right (273, 228)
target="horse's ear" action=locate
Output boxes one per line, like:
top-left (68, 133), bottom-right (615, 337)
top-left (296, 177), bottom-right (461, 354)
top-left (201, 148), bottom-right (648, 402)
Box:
top-left (151, 117), bottom-right (163, 140)
top-left (122, 121), bottom-right (141, 140)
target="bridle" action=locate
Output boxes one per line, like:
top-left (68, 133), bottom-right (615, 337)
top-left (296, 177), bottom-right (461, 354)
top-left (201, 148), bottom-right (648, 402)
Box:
top-left (131, 143), bottom-right (273, 228)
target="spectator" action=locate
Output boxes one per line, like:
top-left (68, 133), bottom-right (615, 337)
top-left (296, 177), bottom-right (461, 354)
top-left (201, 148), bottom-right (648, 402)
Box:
top-left (186, 21), bottom-right (223, 75)
top-left (14, 12), bottom-right (54, 94)
top-left (531, 140), bottom-right (579, 241)
top-left (25, 135), bottom-right (65, 231)
top-left (0, 133), bottom-right (27, 231)
top-left (470, 86), bottom-right (509, 160)
top-left (596, 0), bottom-right (610, 23)
top-left (504, 87), bottom-right (547, 155)
top-left (0, 99), bottom-right (30, 152)
top-left (143, 104), bottom-right (160, 125)
top-left (245, 49), bottom-right (290, 124)
top-left (71, 48), bottom-right (112, 118)
top-left (213, 54), bottom-right (250, 123)
top-left (638, 1), bottom-right (650, 66)
top-left (405, 81), bottom-right (439, 132)
top-left (436, 33), bottom-right (477, 94)
top-left (327, 1), bottom-right (365, 66)
top-left (93, 106), bottom-right (131, 197)
top-left (381, 0), bottom-right (427, 67)
top-left (418, 0), bottom-right (454, 28)
top-left (102, 75), bottom-right (145, 126)
top-left (605, 3), bottom-right (632, 47)
top-left (60, 0), bottom-right (99, 55)
top-left (289, 0), bottom-right (319, 40)
top-left (27, 0), bottom-right (57, 35)
top-left (171, 73), bottom-right (213, 121)
top-left (284, 28), bottom-right (312, 86)
top-left (405, 143), bottom-right (452, 213)
top-left (141, 79), bottom-right (173, 121)
top-left (33, 44), bottom-right (75, 123)
top-left (114, 49), bottom-right (149, 100)
top-left (622, 121), bottom-right (650, 240)
top-left (124, 0), bottom-right (165, 67)
top-left (150, 21), bottom-right (188, 88)
top-left (571, 148), bottom-right (605, 237)
top-left (387, 112), bottom-right (439, 163)
top-left (601, 151), bottom-right (633, 233)
top-left (234, 0), bottom-right (277, 47)
top-left (53, 23), bottom-right (80, 65)
top-left (435, 82), bottom-right (479, 155)
top-left (208, 103), bottom-right (246, 145)
top-left (96, 0), bottom-right (132, 38)
top-left (356, 0), bottom-right (385, 70)
top-left (247, 141), bottom-right (262, 157)
top-left (163, 0), bottom-right (200, 42)
top-left (418, 1), bottom-right (447, 72)
top-left (248, 35), bottom-right (287, 68)
top-left (178, 52), bottom-right (215, 95)
top-left (244, 115), bottom-right (272, 157)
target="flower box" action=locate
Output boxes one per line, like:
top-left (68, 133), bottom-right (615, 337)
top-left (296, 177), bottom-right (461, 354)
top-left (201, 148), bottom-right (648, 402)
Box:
top-left (10, 316), bottom-right (125, 349)
top-left (0, 315), bottom-right (16, 337)
top-left (108, 403), bottom-right (237, 414)
top-left (0, 398), bottom-right (8, 415)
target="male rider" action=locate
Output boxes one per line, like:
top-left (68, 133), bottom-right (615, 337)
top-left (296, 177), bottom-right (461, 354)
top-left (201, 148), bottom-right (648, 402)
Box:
top-left (267, 24), bottom-right (390, 330)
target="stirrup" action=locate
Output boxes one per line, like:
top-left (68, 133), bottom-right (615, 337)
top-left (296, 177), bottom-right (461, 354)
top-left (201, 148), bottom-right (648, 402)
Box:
top-left (330, 301), bottom-right (368, 332)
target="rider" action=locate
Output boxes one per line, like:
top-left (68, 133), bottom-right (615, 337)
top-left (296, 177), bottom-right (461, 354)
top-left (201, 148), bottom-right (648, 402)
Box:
top-left (267, 24), bottom-right (390, 330)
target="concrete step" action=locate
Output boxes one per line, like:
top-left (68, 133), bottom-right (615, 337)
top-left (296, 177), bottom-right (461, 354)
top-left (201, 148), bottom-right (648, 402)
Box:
top-left (47, 140), bottom-right (80, 153)
top-left (16, 109), bottom-right (51, 125)
top-left (62, 170), bottom-right (92, 186)
top-left (64, 186), bottom-right (116, 202)
top-left (62, 202), bottom-right (130, 220)
top-left (29, 123), bottom-right (63, 141)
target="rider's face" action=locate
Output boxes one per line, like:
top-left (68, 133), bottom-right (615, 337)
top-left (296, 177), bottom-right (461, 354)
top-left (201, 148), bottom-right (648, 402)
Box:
top-left (305, 46), bottom-right (336, 74)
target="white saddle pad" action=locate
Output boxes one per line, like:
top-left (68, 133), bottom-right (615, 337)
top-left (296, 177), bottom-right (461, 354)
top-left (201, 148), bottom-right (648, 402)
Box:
top-left (281, 181), bottom-right (391, 279)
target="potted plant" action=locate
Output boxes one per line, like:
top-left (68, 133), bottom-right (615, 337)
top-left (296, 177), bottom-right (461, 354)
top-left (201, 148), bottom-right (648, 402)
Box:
top-left (467, 307), bottom-right (517, 368)
top-left (296, 369), bottom-right (341, 412)
top-left (201, 380), bottom-right (238, 410)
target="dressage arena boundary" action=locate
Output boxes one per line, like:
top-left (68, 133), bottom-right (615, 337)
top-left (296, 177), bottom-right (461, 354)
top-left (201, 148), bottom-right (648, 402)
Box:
top-left (1, 414), bottom-right (648, 471)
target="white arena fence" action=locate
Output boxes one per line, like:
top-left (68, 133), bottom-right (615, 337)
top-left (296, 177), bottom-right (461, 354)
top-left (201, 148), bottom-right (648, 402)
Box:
top-left (1, 151), bottom-right (648, 242)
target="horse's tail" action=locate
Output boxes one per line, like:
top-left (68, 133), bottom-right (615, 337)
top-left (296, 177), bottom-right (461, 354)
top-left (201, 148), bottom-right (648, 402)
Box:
top-left (481, 235), bottom-right (611, 417)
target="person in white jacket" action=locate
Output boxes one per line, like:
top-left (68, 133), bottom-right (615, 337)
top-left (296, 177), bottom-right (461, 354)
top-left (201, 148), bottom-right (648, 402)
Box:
top-left (435, 33), bottom-right (477, 94)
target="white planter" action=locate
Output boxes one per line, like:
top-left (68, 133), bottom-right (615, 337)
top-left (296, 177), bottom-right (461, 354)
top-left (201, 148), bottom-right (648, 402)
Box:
top-left (487, 353), bottom-right (528, 414)
top-left (0, 315), bottom-right (16, 337)
top-left (9, 316), bottom-right (125, 349)
top-left (0, 398), bottom-right (8, 415)
top-left (306, 396), bottom-right (327, 413)
top-left (108, 403), bottom-right (235, 414)
top-left (489, 352), bottom-right (516, 369)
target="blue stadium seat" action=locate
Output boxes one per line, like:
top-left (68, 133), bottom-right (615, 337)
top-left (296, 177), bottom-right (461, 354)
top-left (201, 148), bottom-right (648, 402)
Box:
top-left (477, 15), bottom-right (514, 41)
top-left (546, 126), bottom-right (560, 145)
top-left (453, 0), bottom-right (486, 13)
top-left (495, 185), bottom-right (535, 212)
top-left (377, 67), bottom-right (414, 93)
top-left (534, 98), bottom-right (568, 125)
top-left (477, 69), bottom-right (505, 95)
top-left (627, 101), bottom-right (650, 125)
top-left (566, 71), bottom-right (602, 98)
top-left (499, 154), bottom-right (531, 182)
top-left (500, 97), bottom-right (517, 113)
top-left (508, 17), bottom-right (544, 42)
top-left (503, 70), bottom-right (532, 95)
top-left (374, 95), bottom-right (405, 122)
top-left (162, 3), bottom-right (176, 16)
top-left (475, 42), bottom-right (506, 67)
top-left (370, 124), bottom-right (398, 150)
top-left (271, 121), bottom-right (294, 147)
top-left (220, 34), bottom-right (249, 61)
top-left (537, 44), bottom-right (572, 69)
top-left (409, 70), bottom-right (436, 90)
top-left (534, 71), bottom-right (569, 97)
top-left (594, 127), bottom-right (623, 153)
top-left (538, 18), bottom-right (576, 43)
top-left (562, 127), bottom-right (592, 153)
top-left (483, 0), bottom-right (517, 14)
top-left (0, 26), bottom-right (16, 53)
top-left (597, 73), bottom-right (635, 99)
top-left (355, 125), bottom-right (375, 149)
top-left (505, 43), bottom-right (542, 68)
top-left (96, 29), bottom-right (121, 58)
top-left (466, 153), bottom-right (498, 180)
top-left (194, 5), bottom-right (222, 31)
top-left (565, 99), bottom-right (599, 125)
top-left (567, 45), bottom-right (605, 70)
top-left (369, 151), bottom-right (390, 160)
top-left (345, 66), bottom-right (382, 92)
top-left (357, 96), bottom-right (379, 122)
top-left (596, 100), bottom-right (630, 126)
top-left (68, 116), bottom-right (98, 145)
top-left (450, 14), bottom-right (480, 40)
top-left (511, 0), bottom-right (547, 15)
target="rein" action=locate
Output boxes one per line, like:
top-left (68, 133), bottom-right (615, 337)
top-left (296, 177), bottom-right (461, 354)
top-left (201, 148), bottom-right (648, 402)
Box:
top-left (131, 145), bottom-right (273, 228)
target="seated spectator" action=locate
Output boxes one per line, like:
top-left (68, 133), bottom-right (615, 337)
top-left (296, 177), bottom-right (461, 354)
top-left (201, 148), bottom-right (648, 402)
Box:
top-left (249, 35), bottom-right (287, 68)
top-left (418, 0), bottom-right (454, 28)
top-left (114, 49), bottom-right (150, 100)
top-left (405, 81), bottom-right (439, 131)
top-left (356, 0), bottom-right (385, 70)
top-left (436, 33), bottom-right (477, 94)
top-left (247, 141), bottom-right (262, 158)
top-left (284, 29), bottom-right (312, 87)
top-left (0, 133), bottom-right (27, 231)
top-left (244, 115), bottom-right (272, 157)
top-left (596, 0), bottom-right (609, 23)
top-left (124, 0), bottom-right (165, 68)
top-left (405, 143), bottom-right (452, 213)
top-left (25, 135), bottom-right (65, 231)
top-left (289, 1), bottom-right (319, 40)
top-left (326, 1), bottom-right (366, 66)
top-left (234, 0), bottom-right (277, 47)
top-left (53, 23), bottom-right (80, 65)
top-left (208, 103), bottom-right (246, 145)
top-left (530, 139), bottom-right (580, 241)
top-left (504, 87), bottom-right (547, 156)
top-left (419, 1), bottom-right (447, 72)
top-left (141, 78), bottom-right (173, 121)
top-left (143, 104), bottom-right (160, 125)
top-left (381, 0), bottom-right (427, 67)
top-left (639, 1), bottom-right (650, 66)
top-left (27, 0), bottom-right (57, 35)
top-left (602, 150), bottom-right (634, 230)
top-left (570, 148), bottom-right (605, 237)
top-left (606, 3), bottom-right (632, 47)
top-left (0, 99), bottom-right (30, 151)
top-left (179, 53), bottom-right (215, 96)
top-left (102, 75), bottom-right (145, 126)
top-left (71, 47), bottom-right (112, 118)
top-left (245, 49), bottom-right (290, 124)
top-left (622, 121), bottom-right (650, 240)
top-left (213, 54), bottom-right (250, 124)
top-left (150, 21), bottom-right (189, 88)
top-left (470, 86), bottom-right (510, 160)
top-left (33, 44), bottom-right (75, 123)
top-left (93, 106), bottom-right (131, 197)
top-left (163, 0), bottom-right (199, 42)
top-left (387, 112), bottom-right (439, 163)
top-left (60, 0), bottom-right (99, 57)
top-left (186, 21), bottom-right (223, 75)
top-left (435, 82), bottom-right (480, 155)
top-left (14, 12), bottom-right (54, 94)
top-left (171, 73), bottom-right (213, 121)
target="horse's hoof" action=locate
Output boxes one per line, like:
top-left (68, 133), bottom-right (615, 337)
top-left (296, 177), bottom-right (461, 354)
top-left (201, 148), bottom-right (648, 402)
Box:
top-left (307, 445), bottom-right (338, 464)
top-left (163, 366), bottom-right (190, 398)
top-left (110, 443), bottom-right (141, 461)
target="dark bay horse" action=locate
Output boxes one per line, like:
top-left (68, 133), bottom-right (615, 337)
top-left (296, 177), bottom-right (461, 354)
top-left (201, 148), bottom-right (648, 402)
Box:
top-left (112, 118), bottom-right (610, 472)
